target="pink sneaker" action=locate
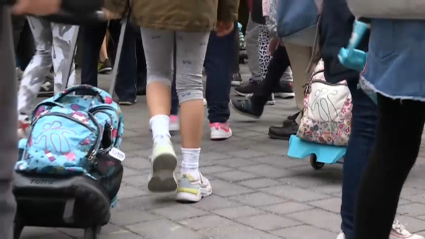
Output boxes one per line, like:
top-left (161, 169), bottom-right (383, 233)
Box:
top-left (170, 115), bottom-right (179, 132)
top-left (209, 122), bottom-right (232, 140)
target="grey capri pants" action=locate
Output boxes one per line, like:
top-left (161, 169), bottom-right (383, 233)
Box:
top-left (140, 28), bottom-right (210, 103)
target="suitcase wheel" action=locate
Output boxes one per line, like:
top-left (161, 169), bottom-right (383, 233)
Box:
top-left (84, 226), bottom-right (101, 239)
top-left (14, 222), bottom-right (25, 239)
top-left (310, 154), bottom-right (325, 170)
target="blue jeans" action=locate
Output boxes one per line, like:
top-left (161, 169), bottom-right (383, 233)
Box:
top-left (170, 23), bottom-right (236, 123)
top-left (80, 20), bottom-right (137, 101)
top-left (341, 79), bottom-right (377, 239)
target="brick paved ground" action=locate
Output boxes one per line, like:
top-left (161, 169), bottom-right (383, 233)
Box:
top-left (21, 66), bottom-right (425, 238)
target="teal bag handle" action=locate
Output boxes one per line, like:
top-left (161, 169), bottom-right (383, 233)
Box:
top-left (338, 20), bottom-right (368, 72)
top-left (338, 20), bottom-right (377, 104)
top-left (52, 84), bottom-right (113, 104)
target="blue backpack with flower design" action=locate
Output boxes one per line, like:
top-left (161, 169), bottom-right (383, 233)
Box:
top-left (15, 85), bottom-right (125, 178)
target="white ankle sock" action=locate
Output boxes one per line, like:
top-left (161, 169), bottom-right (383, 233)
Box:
top-left (181, 148), bottom-right (200, 179)
top-left (150, 115), bottom-right (171, 144)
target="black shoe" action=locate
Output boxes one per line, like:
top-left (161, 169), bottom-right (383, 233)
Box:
top-left (284, 111), bottom-right (301, 125)
top-left (137, 86), bottom-right (146, 96)
top-left (230, 98), bottom-right (264, 119)
top-left (268, 120), bottom-right (299, 140)
top-left (232, 73), bottom-right (243, 86)
top-left (274, 81), bottom-right (295, 99)
top-left (118, 98), bottom-right (137, 106)
top-left (234, 79), bottom-right (260, 97)
top-left (98, 59), bottom-right (112, 74)
top-left (37, 77), bottom-right (54, 97)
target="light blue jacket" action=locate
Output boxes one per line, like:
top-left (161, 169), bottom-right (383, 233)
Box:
top-left (364, 19), bottom-right (425, 101)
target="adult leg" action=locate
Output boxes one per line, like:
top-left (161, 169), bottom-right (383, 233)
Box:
top-left (231, 45), bottom-right (290, 118)
top-left (51, 23), bottom-right (78, 92)
top-left (109, 19), bottom-right (137, 104)
top-left (80, 22), bottom-right (107, 87)
top-left (134, 27), bottom-right (147, 95)
top-left (175, 30), bottom-right (211, 202)
top-left (354, 95), bottom-right (425, 239)
top-left (284, 43), bottom-right (314, 111)
top-left (339, 80), bottom-right (377, 239)
top-left (17, 17), bottom-right (53, 120)
top-left (267, 43), bottom-right (315, 140)
top-left (235, 24), bottom-right (274, 103)
top-left (245, 15), bottom-right (261, 81)
top-left (18, 20), bottom-right (36, 70)
top-left (12, 15), bottom-right (26, 52)
top-left (231, 23), bottom-right (242, 86)
top-left (205, 23), bottom-right (235, 140)
top-left (0, 7), bottom-right (18, 239)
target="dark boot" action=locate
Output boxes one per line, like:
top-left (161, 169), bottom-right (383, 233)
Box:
top-left (268, 111), bottom-right (301, 140)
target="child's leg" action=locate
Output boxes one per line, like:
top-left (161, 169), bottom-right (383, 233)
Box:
top-left (51, 23), bottom-right (78, 92)
top-left (175, 31), bottom-right (211, 202)
top-left (140, 27), bottom-right (176, 193)
top-left (17, 17), bottom-right (53, 121)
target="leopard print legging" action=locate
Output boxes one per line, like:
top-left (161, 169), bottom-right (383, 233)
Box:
top-left (258, 24), bottom-right (271, 80)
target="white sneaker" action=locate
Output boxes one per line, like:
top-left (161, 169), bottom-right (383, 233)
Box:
top-left (210, 122), bottom-right (232, 140)
top-left (336, 220), bottom-right (424, 239)
top-left (176, 172), bottom-right (212, 202)
top-left (391, 220), bottom-right (425, 239)
top-left (169, 115), bottom-right (179, 132)
top-left (148, 138), bottom-right (178, 192)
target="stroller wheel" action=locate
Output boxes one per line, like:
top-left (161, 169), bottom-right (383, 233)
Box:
top-left (84, 226), bottom-right (101, 239)
top-left (310, 154), bottom-right (325, 170)
top-left (14, 222), bottom-right (25, 239)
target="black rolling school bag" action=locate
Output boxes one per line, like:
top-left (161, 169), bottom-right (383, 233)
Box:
top-left (12, 10), bottom-right (130, 239)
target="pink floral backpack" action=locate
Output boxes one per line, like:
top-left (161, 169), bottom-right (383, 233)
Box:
top-left (296, 61), bottom-right (352, 146)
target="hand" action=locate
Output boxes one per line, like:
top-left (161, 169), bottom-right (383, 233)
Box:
top-left (12, 0), bottom-right (61, 16)
top-left (103, 8), bottom-right (121, 20)
top-left (216, 21), bottom-right (234, 37)
top-left (268, 38), bottom-right (280, 56)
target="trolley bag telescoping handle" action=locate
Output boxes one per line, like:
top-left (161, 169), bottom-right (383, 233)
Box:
top-left (108, 8), bottom-right (131, 96)
top-left (53, 84), bottom-right (110, 103)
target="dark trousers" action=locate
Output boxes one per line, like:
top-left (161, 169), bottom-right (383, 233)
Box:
top-left (0, 7), bottom-right (18, 239)
top-left (354, 95), bottom-right (425, 239)
top-left (232, 24), bottom-right (240, 74)
top-left (133, 27), bottom-right (147, 92)
top-left (204, 22), bottom-right (237, 123)
top-left (339, 79), bottom-right (377, 239)
top-left (252, 45), bottom-right (290, 106)
top-left (12, 15), bottom-right (34, 69)
top-left (80, 20), bottom-right (137, 100)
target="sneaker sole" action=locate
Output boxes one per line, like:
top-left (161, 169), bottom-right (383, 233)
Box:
top-left (210, 131), bottom-right (232, 140)
top-left (148, 153), bottom-right (178, 192)
top-left (229, 101), bottom-right (261, 119)
top-left (268, 132), bottom-right (291, 140)
top-left (235, 91), bottom-right (251, 97)
top-left (176, 186), bottom-right (212, 202)
top-left (231, 81), bottom-right (242, 86)
top-left (266, 100), bottom-right (276, 105)
top-left (274, 92), bottom-right (295, 99)
top-left (98, 68), bottom-right (112, 74)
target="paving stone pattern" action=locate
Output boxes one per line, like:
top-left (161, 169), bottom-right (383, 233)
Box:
top-left (22, 67), bottom-right (425, 238)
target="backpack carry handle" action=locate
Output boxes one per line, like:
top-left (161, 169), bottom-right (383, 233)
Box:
top-left (53, 85), bottom-right (113, 104)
